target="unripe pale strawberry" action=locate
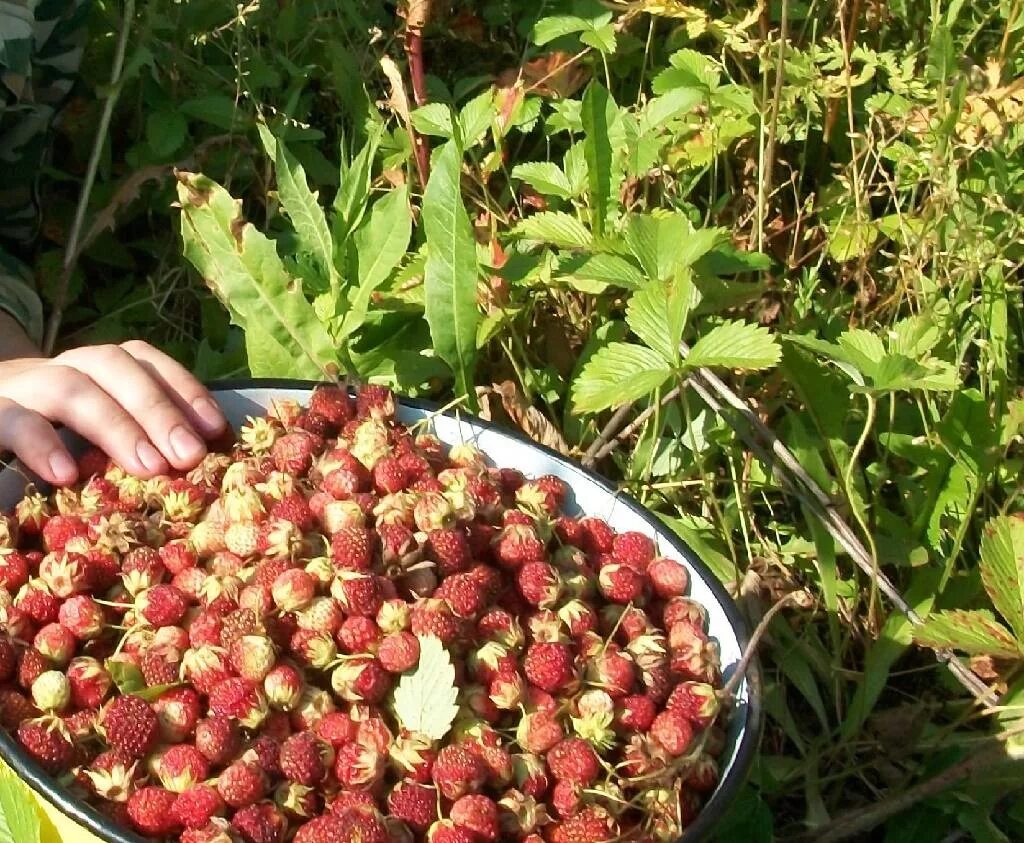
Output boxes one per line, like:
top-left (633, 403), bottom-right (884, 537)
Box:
top-left (31, 670), bottom-right (71, 711)
top-left (264, 663), bottom-right (304, 710)
top-left (229, 634), bottom-right (277, 682)
top-left (33, 622), bottom-right (76, 665)
top-left (271, 568), bottom-right (315, 612)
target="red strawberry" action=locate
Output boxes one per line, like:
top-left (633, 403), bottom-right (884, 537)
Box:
top-left (665, 680), bottom-right (720, 729)
top-left (41, 515), bottom-right (89, 552)
top-left (127, 786), bottom-right (180, 836)
top-left (450, 794), bottom-right (499, 841)
top-left (545, 738), bottom-right (600, 785)
top-left (308, 384), bottom-right (354, 425)
top-left (271, 431), bottom-right (322, 475)
top-left (616, 694), bottom-right (657, 732)
top-left (270, 492), bottom-right (315, 532)
top-left (493, 524), bottom-right (546, 569)
top-left (427, 820), bottom-right (477, 843)
top-left (264, 663), bottom-right (304, 710)
top-left (516, 709), bottom-right (564, 754)
top-left (578, 517), bottom-right (614, 556)
top-left (195, 716), bottom-right (241, 765)
top-left (410, 598), bottom-right (461, 645)
top-left (388, 780), bottom-right (437, 831)
top-left (17, 716), bottom-right (73, 772)
top-left (217, 760), bottom-right (268, 808)
top-left (547, 805), bottom-right (618, 843)
top-left (279, 731), bottom-right (331, 786)
top-left (152, 686), bottom-right (201, 744)
top-left (16, 580), bottom-right (60, 624)
top-left (67, 656), bottom-right (112, 709)
top-left (0, 550), bottom-right (29, 591)
top-left (338, 615), bottom-right (381, 654)
top-left (330, 527), bottom-right (375, 570)
top-left (523, 642), bottom-right (577, 693)
top-left (435, 572), bottom-right (487, 619)
top-left (232, 803), bottom-right (287, 843)
top-left (356, 384), bottom-right (396, 420)
top-left (102, 694), bottom-right (159, 759)
top-left (516, 561), bottom-right (562, 608)
top-left (425, 529), bottom-right (471, 575)
top-left (648, 557), bottom-right (689, 598)
top-left (432, 744), bottom-right (488, 800)
top-left (156, 744), bottom-right (211, 792)
top-left (371, 456), bottom-right (409, 494)
top-left (333, 571), bottom-right (383, 617)
top-left (208, 678), bottom-right (269, 729)
top-left (0, 637), bottom-right (15, 684)
top-left (171, 784), bottom-right (225, 830)
top-left (181, 646), bottom-right (233, 696)
top-left (377, 631), bottom-right (420, 673)
top-left (136, 584), bottom-right (189, 626)
top-left (58, 594), bottom-right (105, 640)
top-left (333, 741), bottom-right (384, 788)
top-left (611, 531), bottom-right (656, 571)
top-left (597, 563), bottom-right (645, 604)
top-left (650, 708), bottom-right (695, 756)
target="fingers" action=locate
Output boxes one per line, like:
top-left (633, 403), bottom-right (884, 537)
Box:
top-left (0, 399), bottom-right (78, 485)
top-left (52, 345), bottom-right (210, 472)
top-left (1, 364), bottom-right (167, 477)
top-left (119, 340), bottom-right (227, 437)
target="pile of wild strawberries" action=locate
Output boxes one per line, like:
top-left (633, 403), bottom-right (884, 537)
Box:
top-left (0, 385), bottom-right (727, 843)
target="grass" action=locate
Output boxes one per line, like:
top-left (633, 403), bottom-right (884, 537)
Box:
top-left (31, 0), bottom-right (1024, 839)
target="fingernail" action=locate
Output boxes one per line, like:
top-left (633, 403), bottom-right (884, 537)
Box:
top-left (136, 441), bottom-right (166, 474)
top-left (192, 397), bottom-right (226, 435)
top-left (47, 451), bottom-right (77, 483)
top-left (169, 425), bottom-right (204, 463)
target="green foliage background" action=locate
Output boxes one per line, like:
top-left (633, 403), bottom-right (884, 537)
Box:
top-left (31, 0), bottom-right (1024, 838)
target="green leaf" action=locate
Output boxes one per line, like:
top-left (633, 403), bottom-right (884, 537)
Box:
top-left (411, 103), bottom-right (454, 138)
top-left (623, 213), bottom-right (687, 281)
top-left (837, 328), bottom-right (886, 369)
top-left (177, 171), bottom-right (339, 379)
top-left (558, 252), bottom-right (646, 290)
top-left (827, 218), bottom-right (878, 261)
top-left (146, 109), bottom-right (187, 158)
top-left (515, 212), bottom-right (593, 249)
top-left (0, 762), bottom-right (40, 843)
top-left (458, 90), bottom-right (494, 147)
top-left (572, 342), bottom-right (672, 413)
top-left (979, 516), bottom-right (1024, 642)
top-left (581, 82), bottom-right (614, 238)
top-left (533, 11), bottom-right (612, 46)
top-left (341, 186), bottom-right (411, 338)
top-left (626, 272), bottom-right (696, 365)
top-left (245, 330), bottom-right (313, 378)
top-left (511, 162), bottom-right (573, 199)
top-left (913, 609), bottom-right (1020, 658)
top-left (580, 23), bottom-right (616, 53)
top-left (105, 660), bottom-right (145, 695)
top-left (684, 321), bottom-right (781, 370)
top-left (334, 123), bottom-right (384, 244)
top-left (642, 87), bottom-right (703, 130)
top-left (179, 95), bottom-right (242, 130)
top-left (266, 133), bottom-right (338, 293)
top-left (392, 635), bottom-right (460, 741)
top-left (422, 141), bottom-right (480, 405)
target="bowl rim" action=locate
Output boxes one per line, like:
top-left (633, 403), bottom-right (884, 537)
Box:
top-left (0, 378), bottom-right (762, 843)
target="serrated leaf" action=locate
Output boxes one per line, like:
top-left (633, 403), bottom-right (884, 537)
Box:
top-left (980, 516), bottom-right (1024, 642)
top-left (0, 762), bottom-right (40, 843)
top-left (106, 659), bottom-right (145, 695)
top-left (423, 141), bottom-right (480, 405)
top-left (626, 272), bottom-right (696, 365)
top-left (572, 342), bottom-right (672, 413)
top-left (837, 328), bottom-right (886, 369)
top-left (334, 123), bottom-right (384, 244)
top-left (458, 89), bottom-right (494, 147)
top-left (515, 212), bottom-right (593, 249)
top-left (511, 162), bottom-right (573, 199)
top-left (581, 83), bottom-right (615, 238)
top-left (178, 171), bottom-right (339, 380)
top-left (913, 609), bottom-right (1020, 658)
top-left (272, 136), bottom-right (339, 293)
top-left (684, 321), bottom-right (781, 370)
top-left (558, 252), bottom-right (646, 290)
top-left (392, 636), bottom-right (460, 741)
top-left (533, 12), bottom-right (612, 46)
top-left (341, 186), bottom-right (411, 338)
top-left (411, 103), bottom-right (454, 138)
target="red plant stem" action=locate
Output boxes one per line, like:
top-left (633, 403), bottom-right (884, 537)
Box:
top-left (405, 1), bottom-right (431, 184)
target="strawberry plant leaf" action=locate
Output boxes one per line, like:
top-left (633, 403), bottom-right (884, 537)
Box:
top-left (558, 253), bottom-right (646, 290)
top-left (411, 103), bottom-right (454, 139)
top-left (625, 272), bottom-right (696, 365)
top-left (572, 342), bottom-right (672, 413)
top-left (0, 762), bottom-right (40, 843)
top-left (177, 171), bottom-right (339, 380)
top-left (334, 123), bottom-right (384, 244)
top-left (515, 212), bottom-right (593, 249)
top-left (392, 636), bottom-right (460, 741)
top-left (340, 185), bottom-right (411, 339)
top-left (913, 609), bottom-right (1020, 658)
top-left (979, 516), bottom-right (1024, 642)
top-left (422, 140), bottom-right (480, 407)
top-left (684, 320), bottom-right (781, 371)
top-left (511, 162), bottom-right (573, 199)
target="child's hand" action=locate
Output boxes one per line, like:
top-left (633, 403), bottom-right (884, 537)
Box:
top-left (0, 340), bottom-right (227, 485)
